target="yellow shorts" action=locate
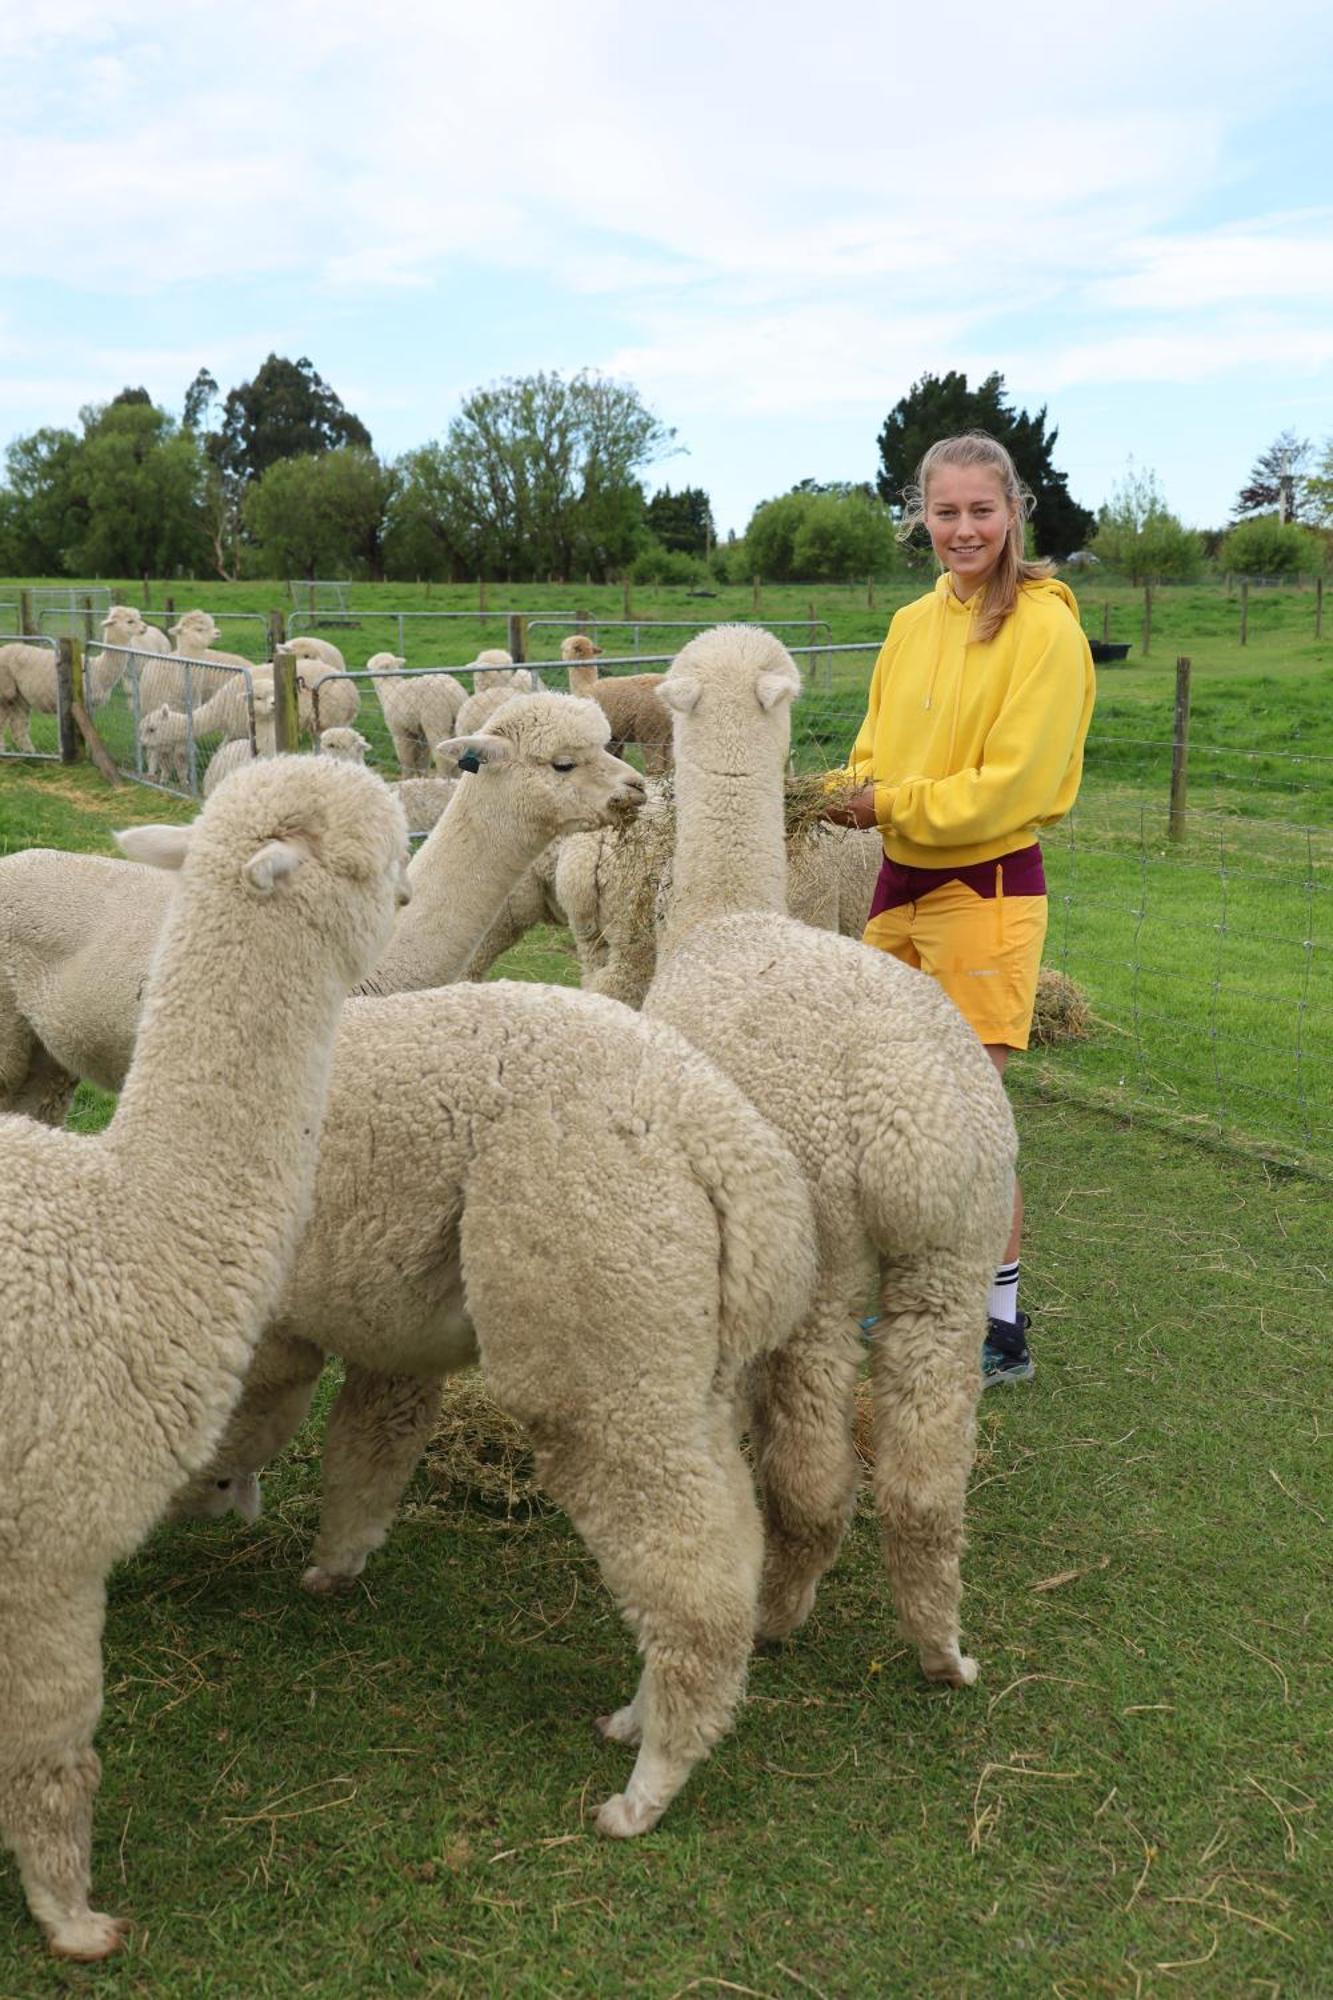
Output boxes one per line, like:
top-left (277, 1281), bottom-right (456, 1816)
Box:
top-left (863, 879), bottom-right (1048, 1050)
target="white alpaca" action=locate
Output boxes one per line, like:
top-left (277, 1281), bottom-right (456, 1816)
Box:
top-left (319, 726), bottom-right (371, 763)
top-left (641, 626), bottom-right (1016, 1683)
top-left (367, 653), bottom-right (468, 776)
top-left (0, 754), bottom-right (410, 1961)
top-left (388, 775), bottom-right (457, 834)
top-left (451, 671), bottom-right (536, 738)
top-left (202, 688), bottom-right (277, 796)
top-left (136, 668), bottom-right (264, 787)
top-left (279, 638), bottom-right (360, 733)
top-left (88, 606), bottom-right (172, 707)
top-left (470, 645), bottom-right (518, 691)
top-left (0, 643), bottom-right (59, 752)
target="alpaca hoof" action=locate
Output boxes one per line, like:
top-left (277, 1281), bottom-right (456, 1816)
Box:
top-left (300, 1564), bottom-right (357, 1596)
top-left (755, 1577), bottom-right (818, 1645)
top-left (47, 1911), bottom-right (128, 1961)
top-left (595, 1705), bottom-right (643, 1746)
top-left (920, 1647), bottom-right (978, 1688)
top-left (596, 1792), bottom-right (662, 1838)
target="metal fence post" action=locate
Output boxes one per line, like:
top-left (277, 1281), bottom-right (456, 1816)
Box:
top-left (397, 612), bottom-right (406, 656)
top-left (1168, 656), bottom-right (1191, 842)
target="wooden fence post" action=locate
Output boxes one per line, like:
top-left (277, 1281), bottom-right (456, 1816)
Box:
top-left (1142, 582), bottom-right (1153, 657)
top-left (1102, 601), bottom-right (1111, 644)
top-left (576, 606), bottom-right (590, 635)
top-left (622, 575), bottom-right (633, 620)
top-left (1317, 576), bottom-right (1324, 640)
top-left (1239, 578), bottom-right (1249, 646)
top-left (752, 574), bottom-right (761, 614)
top-left (867, 575), bottom-right (876, 612)
top-left (164, 594), bottom-right (175, 627)
top-left (267, 608), bottom-right (287, 658)
top-left (1169, 655), bottom-right (1192, 842)
top-left (479, 577), bottom-right (488, 613)
top-left (18, 589), bottom-right (33, 636)
top-left (81, 593), bottom-right (95, 644)
top-left (56, 637), bottom-right (81, 763)
top-left (271, 646), bottom-right (300, 755)
top-left (507, 612), bottom-right (527, 663)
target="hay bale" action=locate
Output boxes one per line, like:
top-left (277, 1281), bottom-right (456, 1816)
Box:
top-left (1030, 969), bottom-right (1092, 1046)
top-left (421, 1373), bottom-right (545, 1515)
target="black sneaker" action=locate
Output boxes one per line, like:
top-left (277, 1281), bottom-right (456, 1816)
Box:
top-left (982, 1310), bottom-right (1035, 1387)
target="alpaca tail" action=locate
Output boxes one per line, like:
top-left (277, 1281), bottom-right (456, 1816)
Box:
top-left (668, 1065), bottom-right (817, 1373)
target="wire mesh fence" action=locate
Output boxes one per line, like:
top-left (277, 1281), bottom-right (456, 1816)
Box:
top-left (84, 647), bottom-right (263, 796)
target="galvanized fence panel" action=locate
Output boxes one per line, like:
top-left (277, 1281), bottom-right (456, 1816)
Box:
top-left (86, 646), bottom-right (261, 798)
top-left (0, 630), bottom-right (64, 760)
top-left (288, 608), bottom-right (579, 663)
top-left (527, 616), bottom-right (833, 660)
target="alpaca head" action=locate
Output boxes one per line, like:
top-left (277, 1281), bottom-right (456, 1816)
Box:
top-left (434, 690), bottom-right (646, 840)
top-left (560, 634), bottom-right (603, 663)
top-left (138, 703), bottom-right (179, 750)
top-left (115, 756), bottom-right (412, 985)
top-left (101, 604), bottom-right (143, 640)
top-left (366, 652), bottom-right (407, 675)
top-left (170, 610), bottom-right (221, 650)
top-left (657, 624), bottom-right (801, 775)
top-left (320, 727), bottom-right (371, 763)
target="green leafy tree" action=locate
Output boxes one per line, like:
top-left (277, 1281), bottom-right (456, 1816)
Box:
top-left (646, 485), bottom-right (715, 556)
top-left (408, 371), bottom-right (672, 582)
top-left (68, 398), bottom-right (210, 577)
top-left (0, 425), bottom-right (85, 572)
top-left (242, 449), bottom-right (396, 580)
top-left (876, 370), bottom-right (1095, 558)
top-left (1217, 514), bottom-right (1318, 577)
top-left (1089, 465), bottom-right (1203, 583)
top-left (214, 355), bottom-right (372, 488)
top-left (744, 486), bottom-right (897, 581)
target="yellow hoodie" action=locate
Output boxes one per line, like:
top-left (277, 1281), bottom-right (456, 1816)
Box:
top-left (840, 573), bottom-right (1096, 870)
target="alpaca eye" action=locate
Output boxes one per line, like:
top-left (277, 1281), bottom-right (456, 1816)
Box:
top-left (552, 759), bottom-right (576, 773)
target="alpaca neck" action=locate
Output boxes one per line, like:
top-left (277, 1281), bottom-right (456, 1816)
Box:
top-left (568, 663), bottom-right (599, 695)
top-left (366, 779), bottom-right (547, 992)
top-left (105, 874), bottom-right (352, 1339)
top-left (661, 752), bottom-right (788, 958)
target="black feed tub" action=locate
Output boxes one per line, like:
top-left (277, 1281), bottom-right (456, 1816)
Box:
top-left (1089, 640), bottom-right (1131, 664)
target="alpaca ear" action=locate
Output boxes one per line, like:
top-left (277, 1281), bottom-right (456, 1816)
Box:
top-left (114, 824), bottom-right (193, 870)
top-left (656, 676), bottom-right (700, 715)
top-left (434, 733), bottom-right (514, 774)
top-left (756, 667), bottom-right (801, 712)
top-left (243, 840), bottom-right (309, 895)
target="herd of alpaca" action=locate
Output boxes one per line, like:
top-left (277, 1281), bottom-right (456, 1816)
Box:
top-left (0, 626), bottom-right (1015, 1961)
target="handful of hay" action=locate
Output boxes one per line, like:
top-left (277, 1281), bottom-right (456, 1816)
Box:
top-left (422, 1373), bottom-right (546, 1516)
top-left (1030, 969), bottom-right (1092, 1046)
top-left (627, 769), bottom-right (863, 854)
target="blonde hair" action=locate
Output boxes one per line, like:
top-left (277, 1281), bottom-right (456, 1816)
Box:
top-left (899, 432), bottom-right (1054, 644)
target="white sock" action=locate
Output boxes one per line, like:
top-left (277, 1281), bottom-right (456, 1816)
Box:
top-left (988, 1260), bottom-right (1020, 1325)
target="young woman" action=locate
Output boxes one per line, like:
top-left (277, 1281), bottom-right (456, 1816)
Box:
top-left (829, 432), bottom-right (1095, 1384)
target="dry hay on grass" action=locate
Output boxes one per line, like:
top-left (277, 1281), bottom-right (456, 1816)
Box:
top-left (422, 1372), bottom-right (547, 1516)
top-left (1030, 968), bottom-right (1093, 1046)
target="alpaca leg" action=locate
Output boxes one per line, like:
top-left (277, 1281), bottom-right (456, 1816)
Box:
top-left (751, 1299), bottom-right (863, 1644)
top-left (0, 1000), bottom-right (78, 1126)
top-left (534, 1405), bottom-right (763, 1838)
top-left (0, 1592), bottom-right (124, 1961)
top-left (168, 1330), bottom-right (325, 1522)
top-left (869, 1257), bottom-right (985, 1687)
top-left (302, 1366), bottom-right (445, 1593)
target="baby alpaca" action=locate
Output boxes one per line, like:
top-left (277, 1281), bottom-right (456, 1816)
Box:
top-left (469, 646), bottom-right (518, 691)
top-left (0, 755), bottom-right (410, 1961)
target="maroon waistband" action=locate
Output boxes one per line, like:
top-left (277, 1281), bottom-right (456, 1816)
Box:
top-left (868, 842), bottom-right (1046, 918)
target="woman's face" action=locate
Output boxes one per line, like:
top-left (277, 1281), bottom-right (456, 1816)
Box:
top-left (924, 465), bottom-right (1016, 600)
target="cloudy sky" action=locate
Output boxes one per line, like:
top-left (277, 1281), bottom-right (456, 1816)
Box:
top-left (4, 0), bottom-right (1332, 536)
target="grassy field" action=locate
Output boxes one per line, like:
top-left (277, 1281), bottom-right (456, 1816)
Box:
top-left (0, 1075), bottom-right (1329, 1997)
top-left (1, 628), bottom-right (1331, 1991)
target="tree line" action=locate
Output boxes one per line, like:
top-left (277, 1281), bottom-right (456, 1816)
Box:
top-left (1, 357), bottom-right (1327, 586)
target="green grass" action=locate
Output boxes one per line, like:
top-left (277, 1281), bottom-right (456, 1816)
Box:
top-left (1, 1087), bottom-right (1329, 1996)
